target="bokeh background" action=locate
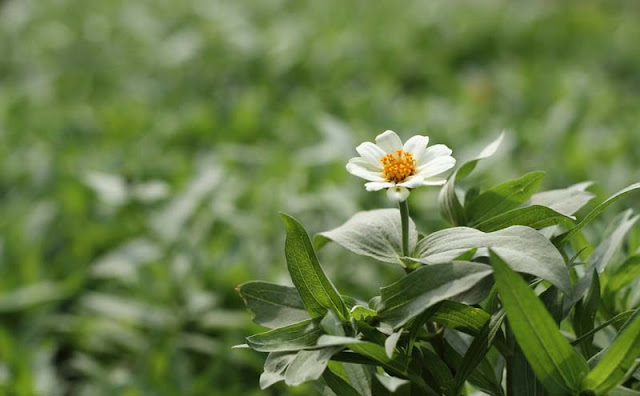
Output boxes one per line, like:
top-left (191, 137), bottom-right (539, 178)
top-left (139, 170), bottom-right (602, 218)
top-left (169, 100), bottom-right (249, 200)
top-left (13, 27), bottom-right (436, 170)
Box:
top-left (1, 0), bottom-right (639, 395)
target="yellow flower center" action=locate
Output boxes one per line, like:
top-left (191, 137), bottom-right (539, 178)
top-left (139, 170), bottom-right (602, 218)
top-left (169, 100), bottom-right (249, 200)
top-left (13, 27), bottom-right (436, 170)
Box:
top-left (381, 150), bottom-right (416, 183)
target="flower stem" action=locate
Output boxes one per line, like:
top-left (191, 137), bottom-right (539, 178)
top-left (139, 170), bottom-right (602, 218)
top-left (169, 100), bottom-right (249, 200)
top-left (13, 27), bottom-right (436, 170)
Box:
top-left (399, 199), bottom-right (410, 258)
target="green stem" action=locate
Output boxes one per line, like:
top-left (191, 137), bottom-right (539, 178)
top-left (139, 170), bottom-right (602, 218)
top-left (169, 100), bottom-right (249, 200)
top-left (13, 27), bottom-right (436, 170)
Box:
top-left (399, 199), bottom-right (410, 258)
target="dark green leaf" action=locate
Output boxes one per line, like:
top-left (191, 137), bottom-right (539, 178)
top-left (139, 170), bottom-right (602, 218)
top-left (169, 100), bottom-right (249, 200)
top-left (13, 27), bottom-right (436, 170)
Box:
top-left (491, 251), bottom-right (589, 394)
top-left (323, 368), bottom-right (362, 396)
top-left (474, 205), bottom-right (574, 232)
top-left (467, 171), bottom-right (546, 226)
top-left (281, 213), bottom-right (349, 320)
top-left (285, 346), bottom-right (342, 386)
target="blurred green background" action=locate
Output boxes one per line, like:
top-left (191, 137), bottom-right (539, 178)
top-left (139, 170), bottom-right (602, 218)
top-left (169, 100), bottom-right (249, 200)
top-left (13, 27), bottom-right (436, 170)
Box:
top-left (1, 0), bottom-right (639, 394)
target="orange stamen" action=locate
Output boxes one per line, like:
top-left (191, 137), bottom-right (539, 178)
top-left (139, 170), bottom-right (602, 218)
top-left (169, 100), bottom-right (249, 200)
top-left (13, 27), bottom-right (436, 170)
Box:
top-left (381, 150), bottom-right (416, 183)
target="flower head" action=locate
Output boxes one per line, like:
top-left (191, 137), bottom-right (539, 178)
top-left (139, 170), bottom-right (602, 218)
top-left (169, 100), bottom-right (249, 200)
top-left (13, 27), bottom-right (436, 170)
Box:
top-left (346, 130), bottom-right (456, 202)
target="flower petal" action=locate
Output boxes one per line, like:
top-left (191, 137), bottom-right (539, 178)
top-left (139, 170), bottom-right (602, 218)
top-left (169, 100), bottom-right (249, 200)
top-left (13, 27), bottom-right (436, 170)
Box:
top-left (419, 144), bottom-right (453, 166)
top-left (375, 130), bottom-right (403, 153)
top-left (365, 181), bottom-right (395, 191)
top-left (348, 157), bottom-right (380, 172)
top-left (346, 161), bottom-right (386, 181)
top-left (386, 186), bottom-right (410, 202)
top-left (403, 135), bottom-right (429, 161)
top-left (422, 177), bottom-right (447, 186)
top-left (397, 175), bottom-right (425, 188)
top-left (417, 156), bottom-right (456, 178)
top-left (356, 142), bottom-right (386, 167)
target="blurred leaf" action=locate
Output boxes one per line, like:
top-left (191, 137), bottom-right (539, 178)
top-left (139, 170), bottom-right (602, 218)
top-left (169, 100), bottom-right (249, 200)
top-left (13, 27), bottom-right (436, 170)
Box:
top-left (553, 183), bottom-right (640, 247)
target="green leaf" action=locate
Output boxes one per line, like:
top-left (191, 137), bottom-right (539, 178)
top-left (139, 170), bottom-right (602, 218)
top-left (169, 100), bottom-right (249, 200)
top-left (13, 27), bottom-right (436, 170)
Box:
top-left (454, 309), bottom-right (506, 394)
top-left (315, 209), bottom-right (417, 264)
top-left (237, 281), bottom-right (309, 329)
top-left (605, 255), bottom-right (640, 295)
top-left (582, 310), bottom-right (640, 395)
top-left (321, 310), bottom-right (346, 336)
top-left (347, 342), bottom-right (410, 378)
top-left (415, 226), bottom-right (571, 294)
top-left (285, 346), bottom-right (342, 386)
top-left (571, 310), bottom-right (635, 346)
top-left (553, 182), bottom-right (640, 247)
top-left (378, 262), bottom-right (493, 328)
top-left (529, 181), bottom-right (595, 217)
top-left (323, 368), bottom-right (362, 396)
top-left (474, 205), bottom-right (574, 232)
top-left (573, 270), bottom-right (601, 358)
top-left (467, 171), bottom-right (546, 226)
top-left (246, 318), bottom-right (322, 352)
top-left (430, 301), bottom-right (491, 335)
top-left (281, 213), bottom-right (349, 320)
top-left (491, 250), bottom-right (589, 394)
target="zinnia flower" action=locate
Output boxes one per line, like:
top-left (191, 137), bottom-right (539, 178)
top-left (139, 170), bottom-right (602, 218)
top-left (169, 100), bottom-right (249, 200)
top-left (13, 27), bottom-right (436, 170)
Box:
top-left (346, 130), bottom-right (456, 202)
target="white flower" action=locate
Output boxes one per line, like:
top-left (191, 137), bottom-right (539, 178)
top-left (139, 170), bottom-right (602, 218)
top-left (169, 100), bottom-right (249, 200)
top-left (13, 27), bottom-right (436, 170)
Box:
top-left (346, 130), bottom-right (456, 202)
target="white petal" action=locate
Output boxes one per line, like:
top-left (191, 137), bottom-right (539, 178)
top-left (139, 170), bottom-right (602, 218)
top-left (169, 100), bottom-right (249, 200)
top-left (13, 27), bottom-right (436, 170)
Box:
top-left (397, 175), bottom-right (425, 188)
top-left (346, 161), bottom-right (386, 181)
top-left (402, 135), bottom-right (429, 161)
top-left (422, 177), bottom-right (447, 186)
top-left (386, 186), bottom-right (410, 202)
top-left (356, 142), bottom-right (386, 167)
top-left (417, 156), bottom-right (456, 178)
top-left (375, 130), bottom-right (403, 153)
top-left (419, 144), bottom-right (453, 166)
top-left (365, 181), bottom-right (395, 191)
top-left (348, 157), bottom-right (380, 172)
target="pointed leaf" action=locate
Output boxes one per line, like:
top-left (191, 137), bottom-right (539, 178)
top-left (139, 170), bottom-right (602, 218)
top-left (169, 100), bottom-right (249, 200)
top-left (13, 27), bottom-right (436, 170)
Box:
top-left (467, 171), bottom-right (546, 226)
top-left (491, 251), bottom-right (589, 394)
top-left (285, 347), bottom-right (341, 386)
top-left (582, 310), bottom-right (640, 395)
top-left (530, 181), bottom-right (595, 217)
top-left (474, 205), bottom-right (574, 232)
top-left (281, 213), bottom-right (349, 320)
top-left (246, 318), bottom-right (322, 352)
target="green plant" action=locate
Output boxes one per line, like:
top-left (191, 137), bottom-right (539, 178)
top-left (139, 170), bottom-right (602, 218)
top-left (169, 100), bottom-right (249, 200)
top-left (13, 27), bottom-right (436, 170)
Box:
top-left (238, 132), bottom-right (640, 395)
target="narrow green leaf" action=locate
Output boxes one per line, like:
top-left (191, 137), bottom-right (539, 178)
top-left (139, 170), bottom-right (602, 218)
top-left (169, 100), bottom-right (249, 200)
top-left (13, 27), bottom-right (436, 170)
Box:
top-left (467, 171), bottom-right (546, 225)
top-left (491, 251), bottom-right (589, 394)
top-left (246, 318), bottom-right (322, 352)
top-left (347, 342), bottom-right (410, 377)
top-left (315, 209), bottom-right (417, 264)
top-left (582, 310), bottom-right (640, 395)
top-left (323, 368), bottom-right (361, 396)
top-left (237, 281), bottom-right (309, 328)
top-left (457, 132), bottom-right (505, 180)
top-left (474, 205), bottom-right (574, 232)
top-left (430, 301), bottom-right (491, 335)
top-left (454, 310), bottom-right (506, 394)
top-left (573, 270), bottom-right (601, 358)
top-left (415, 226), bottom-right (571, 294)
top-left (553, 182), bottom-right (640, 247)
top-left (281, 213), bottom-right (349, 320)
top-left (378, 262), bottom-right (493, 328)
top-left (571, 310), bottom-right (635, 346)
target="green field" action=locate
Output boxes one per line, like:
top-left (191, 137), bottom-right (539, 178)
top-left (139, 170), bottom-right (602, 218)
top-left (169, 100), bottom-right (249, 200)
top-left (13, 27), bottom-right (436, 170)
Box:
top-left (1, 0), bottom-right (639, 395)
